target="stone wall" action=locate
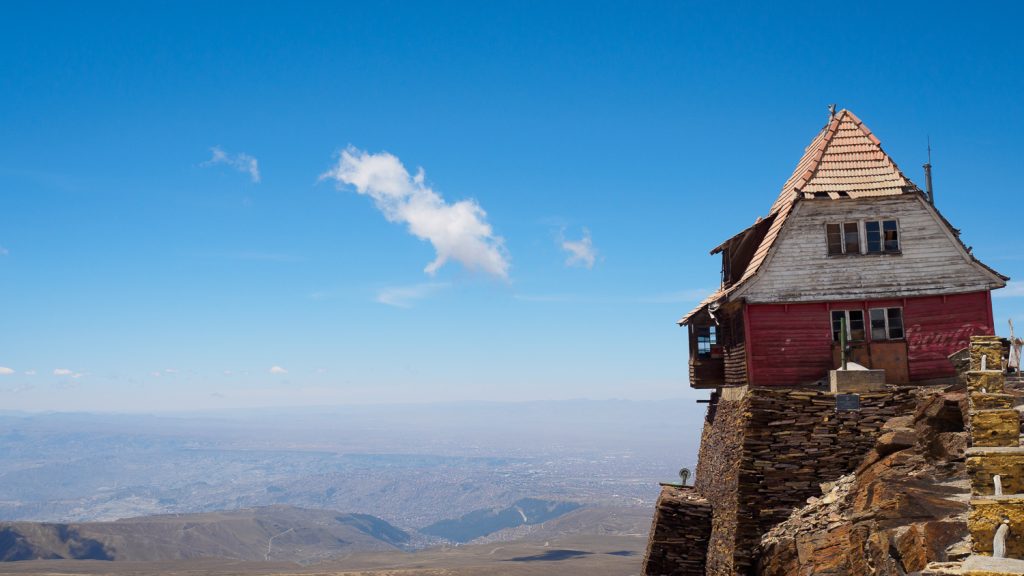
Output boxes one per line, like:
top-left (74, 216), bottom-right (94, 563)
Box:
top-left (694, 391), bottom-right (745, 575)
top-left (695, 385), bottom-right (918, 574)
top-left (740, 387), bottom-right (918, 539)
top-left (641, 485), bottom-right (713, 575)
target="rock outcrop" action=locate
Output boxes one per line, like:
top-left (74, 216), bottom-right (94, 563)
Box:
top-left (759, 389), bottom-right (972, 575)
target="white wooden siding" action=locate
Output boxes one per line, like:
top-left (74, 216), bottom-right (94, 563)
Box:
top-left (737, 195), bottom-right (1004, 303)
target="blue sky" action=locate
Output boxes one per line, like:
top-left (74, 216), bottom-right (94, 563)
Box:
top-left (1, 1), bottom-right (1022, 411)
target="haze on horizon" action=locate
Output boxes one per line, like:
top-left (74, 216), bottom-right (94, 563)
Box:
top-left (2, 1), bottom-right (1023, 413)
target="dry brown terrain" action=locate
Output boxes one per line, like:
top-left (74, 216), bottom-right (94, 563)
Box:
top-left (0, 533), bottom-right (645, 576)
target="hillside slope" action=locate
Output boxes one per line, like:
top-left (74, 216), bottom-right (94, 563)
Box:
top-left (0, 505), bottom-right (409, 563)
top-left (420, 498), bottom-right (582, 543)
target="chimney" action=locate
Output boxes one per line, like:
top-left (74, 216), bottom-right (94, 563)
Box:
top-left (923, 138), bottom-right (935, 205)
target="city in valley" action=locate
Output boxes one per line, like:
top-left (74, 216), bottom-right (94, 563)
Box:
top-left (0, 400), bottom-right (702, 573)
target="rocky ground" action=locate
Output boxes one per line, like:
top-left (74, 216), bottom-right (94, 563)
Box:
top-left (758, 387), bottom-right (987, 575)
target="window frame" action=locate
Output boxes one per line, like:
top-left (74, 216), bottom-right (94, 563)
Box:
top-left (825, 221), bottom-right (863, 256)
top-left (826, 219), bottom-right (902, 257)
top-left (864, 219), bottom-right (901, 254)
top-left (830, 309), bottom-right (866, 342)
top-left (695, 325), bottom-right (717, 359)
top-left (868, 307), bottom-right (905, 340)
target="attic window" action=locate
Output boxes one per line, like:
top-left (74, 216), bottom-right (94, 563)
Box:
top-left (826, 222), bottom-right (861, 255)
top-left (869, 308), bottom-right (904, 340)
top-left (831, 310), bottom-right (865, 341)
top-left (865, 220), bottom-right (900, 253)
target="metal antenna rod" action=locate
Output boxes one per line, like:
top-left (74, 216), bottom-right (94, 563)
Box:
top-left (923, 137), bottom-right (935, 205)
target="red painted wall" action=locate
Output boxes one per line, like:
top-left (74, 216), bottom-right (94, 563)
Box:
top-left (746, 291), bottom-right (994, 386)
top-left (904, 292), bottom-right (994, 380)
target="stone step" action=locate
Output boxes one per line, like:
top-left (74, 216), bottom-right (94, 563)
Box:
top-left (969, 495), bottom-right (1024, 557)
top-left (971, 410), bottom-right (1021, 448)
top-left (962, 555), bottom-right (1024, 575)
top-left (971, 392), bottom-right (1016, 411)
top-left (967, 447), bottom-right (1024, 495)
top-left (969, 371), bottom-right (1007, 394)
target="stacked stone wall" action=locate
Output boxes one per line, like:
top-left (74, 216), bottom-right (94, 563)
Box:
top-left (693, 395), bottom-right (744, 575)
top-left (695, 385), bottom-right (918, 574)
top-left (740, 387), bottom-right (918, 539)
top-left (641, 486), bottom-right (713, 575)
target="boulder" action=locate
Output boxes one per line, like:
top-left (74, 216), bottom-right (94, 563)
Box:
top-left (876, 428), bottom-right (918, 456)
top-left (930, 432), bottom-right (968, 462)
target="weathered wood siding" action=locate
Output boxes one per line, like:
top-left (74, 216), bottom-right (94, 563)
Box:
top-left (724, 343), bottom-right (748, 387)
top-left (738, 195), bottom-right (1003, 303)
top-left (746, 292), bottom-right (994, 385)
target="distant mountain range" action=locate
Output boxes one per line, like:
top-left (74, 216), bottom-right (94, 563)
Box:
top-left (0, 505), bottom-right (653, 576)
top-left (0, 505), bottom-right (409, 563)
top-left (0, 499), bottom-right (599, 563)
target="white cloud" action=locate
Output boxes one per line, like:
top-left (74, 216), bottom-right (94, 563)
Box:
top-left (24, 369), bottom-right (36, 376)
top-left (561, 229), bottom-right (597, 269)
top-left (320, 147), bottom-right (509, 278)
top-left (269, 365), bottom-right (288, 375)
top-left (994, 281), bottom-right (1024, 298)
top-left (164, 368), bottom-right (178, 374)
top-left (376, 282), bottom-right (449, 308)
top-left (203, 146), bottom-right (261, 183)
top-left (53, 368), bottom-right (84, 379)
top-left (0, 367), bottom-right (14, 375)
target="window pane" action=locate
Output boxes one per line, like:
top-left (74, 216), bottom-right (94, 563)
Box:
top-left (887, 308), bottom-right (904, 339)
top-left (849, 310), bottom-right (865, 341)
top-left (843, 222), bottom-right (860, 254)
top-left (865, 221), bottom-right (882, 253)
top-left (883, 220), bottom-right (899, 252)
top-left (709, 325), bottom-right (717, 345)
top-left (870, 309), bottom-right (888, 340)
top-left (831, 311), bottom-right (844, 341)
top-left (826, 224), bottom-right (843, 255)
top-left (697, 326), bottom-right (712, 357)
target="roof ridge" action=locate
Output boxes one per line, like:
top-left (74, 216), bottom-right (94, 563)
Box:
top-left (770, 109), bottom-right (920, 216)
top-left (680, 109), bottom-right (924, 325)
top-left (768, 114), bottom-right (839, 215)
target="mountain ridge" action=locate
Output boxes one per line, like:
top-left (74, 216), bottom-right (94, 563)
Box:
top-left (0, 505), bottom-right (409, 563)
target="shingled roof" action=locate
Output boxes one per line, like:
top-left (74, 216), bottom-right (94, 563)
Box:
top-left (679, 109), bottom-right (923, 325)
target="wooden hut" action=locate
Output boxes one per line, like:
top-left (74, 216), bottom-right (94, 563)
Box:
top-left (681, 109), bottom-right (1007, 388)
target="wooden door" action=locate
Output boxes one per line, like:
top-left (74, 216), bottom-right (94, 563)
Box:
top-left (869, 341), bottom-right (910, 384)
top-left (831, 341), bottom-right (909, 384)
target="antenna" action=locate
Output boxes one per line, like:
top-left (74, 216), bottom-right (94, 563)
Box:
top-left (923, 137), bottom-right (935, 205)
